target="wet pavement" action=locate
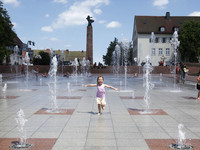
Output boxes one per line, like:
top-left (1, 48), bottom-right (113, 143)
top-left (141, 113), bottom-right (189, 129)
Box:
top-left (0, 74), bottom-right (200, 150)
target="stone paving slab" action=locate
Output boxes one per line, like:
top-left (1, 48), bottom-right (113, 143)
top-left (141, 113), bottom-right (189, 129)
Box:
top-left (0, 75), bottom-right (200, 149)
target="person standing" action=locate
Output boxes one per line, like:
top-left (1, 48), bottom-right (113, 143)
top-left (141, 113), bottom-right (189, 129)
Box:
top-left (180, 62), bottom-right (185, 84)
top-left (197, 73), bottom-right (200, 100)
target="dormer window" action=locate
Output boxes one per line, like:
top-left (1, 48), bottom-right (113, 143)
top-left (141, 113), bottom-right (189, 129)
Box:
top-left (173, 27), bottom-right (179, 32)
top-left (160, 27), bottom-right (165, 32)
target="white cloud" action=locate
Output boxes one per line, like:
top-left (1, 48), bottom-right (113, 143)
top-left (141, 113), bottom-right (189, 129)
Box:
top-left (2, 0), bottom-right (20, 7)
top-left (94, 9), bottom-right (102, 15)
top-left (50, 37), bottom-right (58, 41)
top-left (98, 20), bottom-right (106, 24)
top-left (106, 21), bottom-right (121, 28)
top-left (153, 0), bottom-right (168, 9)
top-left (64, 44), bottom-right (71, 48)
top-left (45, 14), bottom-right (50, 18)
top-left (52, 0), bottom-right (110, 28)
top-left (188, 11), bottom-right (200, 16)
top-left (53, 0), bottom-right (68, 4)
top-left (41, 26), bottom-right (54, 32)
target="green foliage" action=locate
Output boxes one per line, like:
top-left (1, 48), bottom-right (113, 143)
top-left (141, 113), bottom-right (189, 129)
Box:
top-left (0, 1), bottom-right (17, 62)
top-left (0, 46), bottom-right (12, 64)
top-left (119, 41), bottom-right (133, 65)
top-left (103, 38), bottom-right (133, 66)
top-left (128, 42), bottom-right (133, 65)
top-left (103, 38), bottom-right (118, 65)
top-left (179, 20), bottom-right (200, 62)
top-left (33, 51), bottom-right (50, 65)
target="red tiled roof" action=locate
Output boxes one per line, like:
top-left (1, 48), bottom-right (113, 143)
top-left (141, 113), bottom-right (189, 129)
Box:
top-left (135, 14), bottom-right (200, 34)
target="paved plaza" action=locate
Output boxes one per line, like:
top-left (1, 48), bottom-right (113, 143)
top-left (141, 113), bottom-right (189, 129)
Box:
top-left (0, 74), bottom-right (200, 150)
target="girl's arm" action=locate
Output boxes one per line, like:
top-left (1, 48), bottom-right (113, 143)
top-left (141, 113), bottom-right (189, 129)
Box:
top-left (85, 84), bottom-right (97, 87)
top-left (104, 84), bottom-right (118, 91)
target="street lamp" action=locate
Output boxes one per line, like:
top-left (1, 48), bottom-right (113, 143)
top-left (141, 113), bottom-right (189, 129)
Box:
top-left (27, 41), bottom-right (35, 46)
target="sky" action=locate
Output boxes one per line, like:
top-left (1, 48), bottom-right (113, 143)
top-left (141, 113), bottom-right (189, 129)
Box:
top-left (2, 0), bottom-right (200, 64)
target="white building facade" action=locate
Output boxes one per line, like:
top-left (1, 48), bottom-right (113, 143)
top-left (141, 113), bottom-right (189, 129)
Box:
top-left (132, 12), bottom-right (200, 66)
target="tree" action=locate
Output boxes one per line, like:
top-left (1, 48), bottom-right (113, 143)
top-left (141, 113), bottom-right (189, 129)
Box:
top-left (33, 51), bottom-right (50, 65)
top-left (103, 38), bottom-right (118, 65)
top-left (0, 1), bottom-right (17, 63)
top-left (179, 20), bottom-right (200, 62)
top-left (128, 42), bottom-right (133, 65)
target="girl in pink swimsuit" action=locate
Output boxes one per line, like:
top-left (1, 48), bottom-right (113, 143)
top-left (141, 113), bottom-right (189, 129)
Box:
top-left (85, 76), bottom-right (118, 115)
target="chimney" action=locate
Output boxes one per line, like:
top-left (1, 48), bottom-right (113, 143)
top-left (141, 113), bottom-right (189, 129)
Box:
top-left (165, 12), bottom-right (170, 20)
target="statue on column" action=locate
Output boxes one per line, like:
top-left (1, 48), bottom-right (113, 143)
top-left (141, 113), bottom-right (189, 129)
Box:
top-left (86, 15), bottom-right (94, 26)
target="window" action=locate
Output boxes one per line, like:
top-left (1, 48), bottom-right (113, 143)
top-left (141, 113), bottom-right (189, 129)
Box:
top-left (160, 27), bottom-right (165, 32)
top-left (166, 48), bottom-right (170, 56)
top-left (155, 38), bottom-right (159, 43)
top-left (152, 48), bottom-right (155, 56)
top-left (158, 37), bottom-right (163, 43)
top-left (158, 48), bottom-right (163, 55)
top-left (166, 37), bottom-right (170, 43)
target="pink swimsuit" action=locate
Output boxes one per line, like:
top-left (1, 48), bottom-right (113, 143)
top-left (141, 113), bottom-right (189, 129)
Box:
top-left (96, 84), bottom-right (105, 98)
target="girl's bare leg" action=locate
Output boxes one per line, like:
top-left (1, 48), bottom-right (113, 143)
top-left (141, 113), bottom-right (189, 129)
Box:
top-left (198, 90), bottom-right (200, 100)
top-left (101, 105), bottom-right (105, 110)
top-left (98, 104), bottom-right (101, 113)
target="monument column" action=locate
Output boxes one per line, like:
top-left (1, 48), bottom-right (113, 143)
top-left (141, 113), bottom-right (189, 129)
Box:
top-left (86, 15), bottom-right (94, 66)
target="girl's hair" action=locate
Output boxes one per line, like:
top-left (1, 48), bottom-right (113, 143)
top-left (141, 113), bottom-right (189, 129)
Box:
top-left (97, 76), bottom-right (104, 85)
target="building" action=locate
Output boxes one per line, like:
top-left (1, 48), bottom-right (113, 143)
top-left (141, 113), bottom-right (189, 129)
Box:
top-left (33, 49), bottom-right (86, 64)
top-left (132, 12), bottom-right (200, 66)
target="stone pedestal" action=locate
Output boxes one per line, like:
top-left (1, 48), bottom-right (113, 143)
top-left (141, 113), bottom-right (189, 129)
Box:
top-left (86, 25), bottom-right (93, 66)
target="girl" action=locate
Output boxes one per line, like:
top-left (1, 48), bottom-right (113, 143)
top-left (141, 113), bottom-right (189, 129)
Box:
top-left (85, 76), bottom-right (118, 115)
top-left (197, 73), bottom-right (200, 100)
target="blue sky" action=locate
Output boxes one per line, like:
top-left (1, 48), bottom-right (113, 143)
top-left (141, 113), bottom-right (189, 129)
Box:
top-left (2, 0), bottom-right (200, 64)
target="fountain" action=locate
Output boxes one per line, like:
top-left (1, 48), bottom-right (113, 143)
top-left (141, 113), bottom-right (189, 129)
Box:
top-left (85, 59), bottom-right (90, 76)
top-left (9, 109), bottom-right (33, 149)
top-left (170, 31), bottom-right (180, 89)
top-left (132, 90), bottom-right (135, 99)
top-left (40, 78), bottom-right (42, 86)
top-left (121, 38), bottom-right (129, 89)
top-left (48, 56), bottom-right (58, 112)
top-left (24, 52), bottom-right (30, 82)
top-left (160, 73), bottom-right (163, 82)
top-left (0, 74), bottom-right (2, 85)
top-left (169, 124), bottom-right (193, 149)
top-left (81, 57), bottom-right (86, 76)
top-left (73, 58), bottom-right (79, 77)
top-left (150, 32), bottom-right (155, 59)
top-left (112, 44), bottom-right (121, 77)
top-left (61, 50), bottom-right (64, 76)
top-left (67, 82), bottom-right (71, 97)
top-left (14, 45), bottom-right (19, 75)
top-left (2, 83), bottom-right (7, 92)
top-left (142, 56), bottom-right (154, 111)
